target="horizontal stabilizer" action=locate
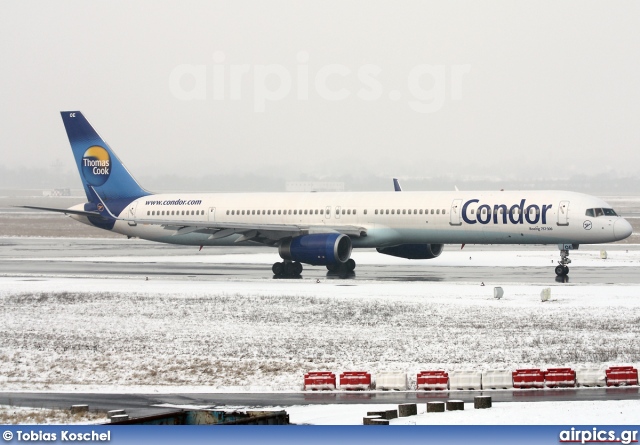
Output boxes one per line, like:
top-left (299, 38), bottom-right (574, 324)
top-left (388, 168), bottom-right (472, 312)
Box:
top-left (18, 205), bottom-right (107, 219)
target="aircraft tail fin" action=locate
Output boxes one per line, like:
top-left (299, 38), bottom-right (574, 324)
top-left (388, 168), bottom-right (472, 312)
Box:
top-left (60, 111), bottom-right (149, 204)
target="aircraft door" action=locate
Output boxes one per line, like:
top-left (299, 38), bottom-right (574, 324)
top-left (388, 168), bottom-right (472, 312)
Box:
top-left (208, 207), bottom-right (216, 222)
top-left (557, 201), bottom-right (570, 226)
top-left (450, 199), bottom-right (463, 226)
top-left (128, 201), bottom-right (137, 226)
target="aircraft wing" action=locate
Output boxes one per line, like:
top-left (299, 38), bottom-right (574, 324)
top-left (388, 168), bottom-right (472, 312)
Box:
top-left (92, 187), bottom-right (367, 244)
top-left (125, 216), bottom-right (367, 244)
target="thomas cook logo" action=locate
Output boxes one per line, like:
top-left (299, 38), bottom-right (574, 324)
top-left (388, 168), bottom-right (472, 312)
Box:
top-left (81, 146), bottom-right (111, 186)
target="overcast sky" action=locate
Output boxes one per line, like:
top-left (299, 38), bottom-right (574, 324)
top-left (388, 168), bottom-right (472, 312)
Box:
top-left (1, 1), bottom-right (639, 184)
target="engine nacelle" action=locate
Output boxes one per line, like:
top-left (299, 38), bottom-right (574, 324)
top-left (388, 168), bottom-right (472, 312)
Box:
top-left (376, 243), bottom-right (444, 260)
top-left (279, 233), bottom-right (352, 266)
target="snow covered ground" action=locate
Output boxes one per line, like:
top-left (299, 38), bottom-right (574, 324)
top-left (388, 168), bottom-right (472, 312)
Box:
top-left (1, 259), bottom-right (639, 393)
top-left (284, 400), bottom-right (640, 425)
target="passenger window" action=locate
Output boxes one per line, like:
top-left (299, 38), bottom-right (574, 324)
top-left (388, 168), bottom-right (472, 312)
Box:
top-left (364, 209), bottom-right (367, 215)
top-left (347, 209), bottom-right (351, 215)
top-left (375, 209), bottom-right (378, 215)
top-left (304, 210), bottom-right (307, 215)
top-left (436, 209), bottom-right (440, 215)
top-left (289, 210), bottom-right (292, 215)
top-left (320, 209), bottom-right (323, 215)
top-left (391, 209), bottom-right (395, 214)
top-left (353, 209), bottom-right (356, 215)
top-left (419, 209), bottom-right (423, 214)
top-left (402, 209), bottom-right (406, 215)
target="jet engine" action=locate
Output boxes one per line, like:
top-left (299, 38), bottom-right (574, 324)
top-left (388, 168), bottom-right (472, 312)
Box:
top-left (376, 243), bottom-right (444, 259)
top-left (279, 233), bottom-right (352, 266)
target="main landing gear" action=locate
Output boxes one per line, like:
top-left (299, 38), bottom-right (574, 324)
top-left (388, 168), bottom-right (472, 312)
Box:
top-left (326, 259), bottom-right (356, 274)
top-left (554, 248), bottom-right (571, 277)
top-left (272, 261), bottom-right (303, 277)
top-left (272, 259), bottom-right (357, 278)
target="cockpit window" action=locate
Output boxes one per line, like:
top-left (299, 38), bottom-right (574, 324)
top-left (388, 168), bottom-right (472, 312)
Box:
top-left (586, 208), bottom-right (618, 217)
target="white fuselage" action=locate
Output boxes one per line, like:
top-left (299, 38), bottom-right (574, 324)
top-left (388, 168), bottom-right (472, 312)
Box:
top-left (71, 190), bottom-right (632, 248)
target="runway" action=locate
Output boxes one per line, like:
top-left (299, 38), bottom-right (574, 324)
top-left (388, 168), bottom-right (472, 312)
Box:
top-left (1, 238), bottom-right (639, 284)
top-left (1, 388), bottom-right (638, 418)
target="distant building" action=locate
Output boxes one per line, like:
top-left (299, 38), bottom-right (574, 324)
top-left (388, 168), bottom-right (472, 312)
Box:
top-left (42, 188), bottom-right (71, 197)
top-left (285, 181), bottom-right (345, 192)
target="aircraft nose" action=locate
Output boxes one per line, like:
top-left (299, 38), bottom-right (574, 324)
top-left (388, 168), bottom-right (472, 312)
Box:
top-left (614, 218), bottom-right (633, 240)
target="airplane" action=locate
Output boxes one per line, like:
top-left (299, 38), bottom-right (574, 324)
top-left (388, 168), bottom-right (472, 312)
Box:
top-left (23, 111), bottom-right (633, 278)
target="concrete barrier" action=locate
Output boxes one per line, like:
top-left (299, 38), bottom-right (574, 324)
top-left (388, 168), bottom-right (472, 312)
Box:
top-left (446, 400), bottom-right (464, 411)
top-left (426, 402), bottom-right (445, 413)
top-left (481, 370), bottom-right (513, 389)
top-left (474, 396), bottom-right (492, 409)
top-left (575, 368), bottom-right (606, 387)
top-left (398, 403), bottom-right (417, 417)
top-left (367, 410), bottom-right (397, 420)
top-left (107, 410), bottom-right (126, 419)
top-left (70, 405), bottom-right (89, 414)
top-left (449, 370), bottom-right (482, 390)
top-left (376, 371), bottom-right (408, 390)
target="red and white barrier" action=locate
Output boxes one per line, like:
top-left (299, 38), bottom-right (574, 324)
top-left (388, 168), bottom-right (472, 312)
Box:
top-left (449, 370), bottom-right (482, 390)
top-left (339, 371), bottom-right (372, 390)
top-left (481, 370), bottom-right (513, 389)
top-left (606, 366), bottom-right (638, 387)
top-left (512, 369), bottom-right (545, 389)
top-left (304, 371), bottom-right (336, 390)
top-left (416, 371), bottom-right (449, 390)
top-left (545, 368), bottom-right (576, 388)
top-left (376, 371), bottom-right (408, 390)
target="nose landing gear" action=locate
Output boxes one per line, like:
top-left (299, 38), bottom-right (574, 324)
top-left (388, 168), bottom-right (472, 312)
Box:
top-left (554, 247), bottom-right (571, 276)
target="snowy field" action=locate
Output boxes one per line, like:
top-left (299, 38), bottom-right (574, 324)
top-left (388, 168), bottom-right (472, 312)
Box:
top-left (1, 257), bottom-right (639, 393)
top-left (284, 400), bottom-right (640, 425)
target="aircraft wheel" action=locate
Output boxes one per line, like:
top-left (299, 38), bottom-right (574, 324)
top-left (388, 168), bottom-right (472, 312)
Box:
top-left (345, 258), bottom-right (356, 272)
top-left (284, 262), bottom-right (298, 276)
top-left (326, 263), bottom-right (338, 272)
top-left (272, 262), bottom-right (284, 275)
top-left (293, 262), bottom-right (303, 275)
top-left (562, 265), bottom-right (569, 275)
top-left (554, 265), bottom-right (565, 276)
